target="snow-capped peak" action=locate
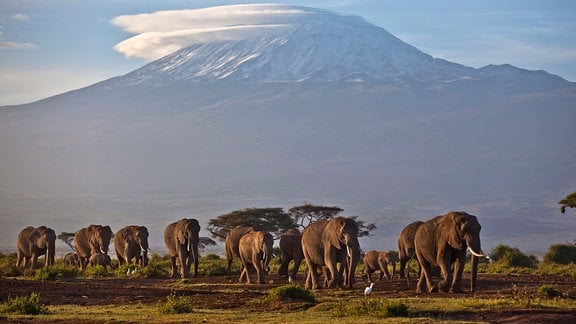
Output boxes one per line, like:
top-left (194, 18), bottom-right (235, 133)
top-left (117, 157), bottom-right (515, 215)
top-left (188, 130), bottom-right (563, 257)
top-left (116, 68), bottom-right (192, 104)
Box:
top-left (113, 4), bottom-right (475, 85)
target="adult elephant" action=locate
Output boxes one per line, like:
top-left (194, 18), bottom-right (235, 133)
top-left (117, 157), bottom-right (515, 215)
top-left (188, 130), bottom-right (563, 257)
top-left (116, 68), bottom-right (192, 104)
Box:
top-left (278, 228), bottom-right (303, 279)
top-left (115, 225), bottom-right (150, 267)
top-left (414, 211), bottom-right (484, 293)
top-left (238, 231), bottom-right (274, 284)
top-left (225, 225), bottom-right (254, 274)
top-left (301, 217), bottom-right (361, 290)
top-left (64, 252), bottom-right (80, 268)
top-left (164, 218), bottom-right (201, 278)
top-left (74, 224), bottom-right (113, 270)
top-left (397, 220), bottom-right (424, 279)
top-left (363, 250), bottom-right (397, 283)
top-left (16, 226), bottom-right (56, 269)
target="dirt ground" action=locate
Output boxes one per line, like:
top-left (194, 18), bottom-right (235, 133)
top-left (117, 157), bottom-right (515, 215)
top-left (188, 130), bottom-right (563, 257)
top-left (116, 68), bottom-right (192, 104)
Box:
top-left (1, 273), bottom-right (576, 323)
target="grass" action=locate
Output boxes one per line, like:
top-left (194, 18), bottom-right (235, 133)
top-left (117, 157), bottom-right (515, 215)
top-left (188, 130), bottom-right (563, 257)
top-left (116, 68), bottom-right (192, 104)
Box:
top-left (2, 294), bottom-right (574, 323)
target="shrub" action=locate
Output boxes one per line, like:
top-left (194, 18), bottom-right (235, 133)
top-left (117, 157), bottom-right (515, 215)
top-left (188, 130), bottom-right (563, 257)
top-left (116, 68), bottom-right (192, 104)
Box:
top-left (157, 294), bottom-right (195, 314)
top-left (490, 245), bottom-right (538, 268)
top-left (0, 253), bottom-right (23, 277)
top-left (543, 244), bottom-right (576, 265)
top-left (0, 292), bottom-right (49, 315)
top-left (263, 284), bottom-right (316, 303)
top-left (33, 264), bottom-right (79, 281)
top-left (538, 285), bottom-right (564, 298)
top-left (85, 265), bottom-right (109, 278)
top-left (333, 298), bottom-right (409, 318)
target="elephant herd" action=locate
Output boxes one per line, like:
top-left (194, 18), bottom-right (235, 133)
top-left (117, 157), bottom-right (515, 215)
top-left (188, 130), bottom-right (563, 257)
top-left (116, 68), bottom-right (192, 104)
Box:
top-left (15, 211), bottom-right (484, 294)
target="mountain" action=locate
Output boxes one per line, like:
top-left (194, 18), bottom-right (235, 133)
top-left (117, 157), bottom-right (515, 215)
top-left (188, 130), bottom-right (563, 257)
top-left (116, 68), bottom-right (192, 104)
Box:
top-left (1, 4), bottom-right (575, 256)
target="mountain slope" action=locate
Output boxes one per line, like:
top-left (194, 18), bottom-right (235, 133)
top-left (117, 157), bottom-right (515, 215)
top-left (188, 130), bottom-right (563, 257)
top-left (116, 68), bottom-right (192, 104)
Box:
top-left (0, 4), bottom-right (575, 255)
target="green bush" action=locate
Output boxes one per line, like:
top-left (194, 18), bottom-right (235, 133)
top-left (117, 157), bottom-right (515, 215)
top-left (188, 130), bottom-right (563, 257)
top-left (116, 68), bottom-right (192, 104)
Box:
top-left (333, 298), bottom-right (409, 318)
top-left (538, 285), bottom-right (564, 298)
top-left (263, 284), bottom-right (316, 303)
top-left (0, 292), bottom-right (49, 315)
top-left (0, 253), bottom-right (23, 277)
top-left (490, 245), bottom-right (538, 268)
top-left (34, 264), bottom-right (79, 281)
top-left (85, 265), bottom-right (109, 278)
top-left (157, 294), bottom-right (195, 314)
top-left (543, 244), bottom-right (576, 265)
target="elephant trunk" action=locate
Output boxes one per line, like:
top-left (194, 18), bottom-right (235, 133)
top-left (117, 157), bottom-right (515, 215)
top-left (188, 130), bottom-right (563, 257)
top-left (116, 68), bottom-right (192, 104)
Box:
top-left (346, 238), bottom-right (361, 289)
top-left (470, 254), bottom-right (479, 292)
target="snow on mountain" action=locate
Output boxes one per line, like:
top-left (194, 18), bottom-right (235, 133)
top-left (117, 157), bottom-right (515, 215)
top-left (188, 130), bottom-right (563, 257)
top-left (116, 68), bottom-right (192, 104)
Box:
top-left (0, 4), bottom-right (575, 255)
top-left (111, 4), bottom-right (474, 86)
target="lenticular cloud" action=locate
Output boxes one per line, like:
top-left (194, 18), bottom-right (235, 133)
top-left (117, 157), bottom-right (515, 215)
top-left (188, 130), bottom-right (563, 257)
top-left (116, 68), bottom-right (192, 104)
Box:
top-left (111, 4), bottom-right (310, 61)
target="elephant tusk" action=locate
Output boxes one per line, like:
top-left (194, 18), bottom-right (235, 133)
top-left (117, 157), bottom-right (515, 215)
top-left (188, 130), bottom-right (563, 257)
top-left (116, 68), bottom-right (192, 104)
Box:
top-left (467, 247), bottom-right (485, 258)
top-left (99, 246), bottom-right (106, 254)
top-left (262, 252), bottom-right (266, 261)
top-left (347, 245), bottom-right (351, 258)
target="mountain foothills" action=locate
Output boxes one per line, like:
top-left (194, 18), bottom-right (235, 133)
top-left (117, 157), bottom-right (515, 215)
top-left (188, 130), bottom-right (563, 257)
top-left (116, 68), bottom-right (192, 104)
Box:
top-left (0, 5), bottom-right (575, 255)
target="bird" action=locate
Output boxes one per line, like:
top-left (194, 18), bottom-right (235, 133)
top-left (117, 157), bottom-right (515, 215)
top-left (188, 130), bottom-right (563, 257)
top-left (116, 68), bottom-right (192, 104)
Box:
top-left (131, 268), bottom-right (137, 275)
top-left (126, 267), bottom-right (131, 276)
top-left (364, 282), bottom-right (374, 295)
top-left (288, 275), bottom-right (293, 284)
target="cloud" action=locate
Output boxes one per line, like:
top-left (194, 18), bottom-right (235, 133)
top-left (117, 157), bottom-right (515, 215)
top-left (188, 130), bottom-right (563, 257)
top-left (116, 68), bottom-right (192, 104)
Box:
top-left (0, 41), bottom-right (36, 49)
top-left (111, 4), bottom-right (312, 61)
top-left (10, 13), bottom-right (29, 21)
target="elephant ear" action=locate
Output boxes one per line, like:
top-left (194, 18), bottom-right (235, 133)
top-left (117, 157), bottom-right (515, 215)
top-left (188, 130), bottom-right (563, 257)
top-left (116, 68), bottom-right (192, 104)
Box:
top-left (439, 212), bottom-right (465, 250)
top-left (327, 218), bottom-right (345, 248)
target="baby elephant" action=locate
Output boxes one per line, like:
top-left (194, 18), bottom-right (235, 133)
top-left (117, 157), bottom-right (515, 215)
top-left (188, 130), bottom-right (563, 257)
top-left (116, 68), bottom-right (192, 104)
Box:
top-left (64, 252), bottom-right (81, 268)
top-left (89, 253), bottom-right (112, 272)
top-left (363, 250), bottom-right (398, 283)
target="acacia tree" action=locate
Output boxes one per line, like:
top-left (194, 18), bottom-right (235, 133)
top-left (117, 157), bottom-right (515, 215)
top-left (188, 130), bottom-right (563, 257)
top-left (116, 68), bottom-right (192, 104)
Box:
top-left (288, 203), bottom-right (376, 237)
top-left (58, 232), bottom-right (76, 250)
top-left (559, 191), bottom-right (576, 214)
top-left (207, 207), bottom-right (296, 241)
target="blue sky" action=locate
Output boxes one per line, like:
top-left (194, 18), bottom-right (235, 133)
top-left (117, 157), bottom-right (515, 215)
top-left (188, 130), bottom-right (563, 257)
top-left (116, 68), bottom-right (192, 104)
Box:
top-left (0, 0), bottom-right (575, 105)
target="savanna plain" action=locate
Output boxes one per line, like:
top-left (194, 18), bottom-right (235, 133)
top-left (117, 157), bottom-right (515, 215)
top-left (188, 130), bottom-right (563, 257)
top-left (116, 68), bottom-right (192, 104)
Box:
top-left (1, 252), bottom-right (576, 323)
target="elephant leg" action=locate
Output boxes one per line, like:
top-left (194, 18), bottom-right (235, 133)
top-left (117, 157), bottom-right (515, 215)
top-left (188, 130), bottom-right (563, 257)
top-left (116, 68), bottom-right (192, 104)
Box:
top-left (239, 267), bottom-right (247, 284)
top-left (31, 255), bottom-right (39, 269)
top-left (366, 270), bottom-right (373, 284)
top-left (291, 258), bottom-right (302, 279)
top-left (307, 263), bottom-right (320, 290)
top-left (399, 258), bottom-right (406, 278)
top-left (451, 258), bottom-right (465, 293)
top-left (437, 262), bottom-right (453, 293)
top-left (418, 261), bottom-right (436, 293)
top-left (169, 256), bottom-right (178, 278)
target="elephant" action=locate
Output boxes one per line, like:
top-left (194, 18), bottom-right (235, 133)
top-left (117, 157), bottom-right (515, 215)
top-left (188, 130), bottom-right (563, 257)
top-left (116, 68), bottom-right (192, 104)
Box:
top-left (225, 225), bottom-right (254, 274)
top-left (64, 252), bottom-right (81, 268)
top-left (414, 211), bottom-right (484, 293)
top-left (115, 225), bottom-right (150, 267)
top-left (301, 217), bottom-right (361, 290)
top-left (397, 220), bottom-right (424, 279)
top-left (89, 253), bottom-right (112, 272)
top-left (16, 226), bottom-right (56, 269)
top-left (74, 225), bottom-right (113, 270)
top-left (278, 228), bottom-right (304, 279)
top-left (363, 250), bottom-right (398, 283)
top-left (238, 231), bottom-right (274, 284)
top-left (164, 218), bottom-right (201, 278)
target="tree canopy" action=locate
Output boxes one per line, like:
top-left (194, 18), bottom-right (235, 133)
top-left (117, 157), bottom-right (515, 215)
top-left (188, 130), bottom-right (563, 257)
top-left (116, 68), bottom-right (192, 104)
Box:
top-left (559, 191), bottom-right (576, 214)
top-left (207, 207), bottom-right (296, 241)
top-left (58, 232), bottom-right (75, 250)
top-left (288, 203), bottom-right (343, 228)
top-left (288, 203), bottom-right (376, 237)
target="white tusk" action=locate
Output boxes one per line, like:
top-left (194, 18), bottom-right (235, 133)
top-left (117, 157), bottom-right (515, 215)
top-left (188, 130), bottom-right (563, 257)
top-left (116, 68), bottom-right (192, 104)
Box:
top-left (262, 252), bottom-right (266, 261)
top-left (347, 245), bottom-right (351, 258)
top-left (100, 246), bottom-right (106, 254)
top-left (467, 247), bottom-right (485, 258)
